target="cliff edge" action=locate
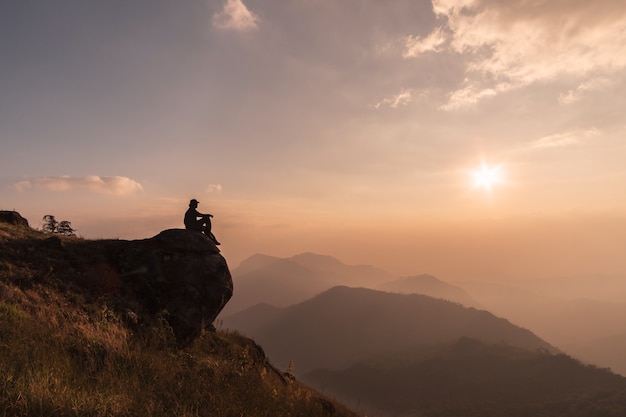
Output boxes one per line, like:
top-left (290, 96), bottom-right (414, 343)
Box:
top-left (0, 211), bottom-right (233, 344)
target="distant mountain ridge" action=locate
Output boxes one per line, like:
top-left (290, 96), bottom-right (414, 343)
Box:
top-left (233, 253), bottom-right (282, 275)
top-left (222, 252), bottom-right (394, 315)
top-left (377, 273), bottom-right (482, 308)
top-left (223, 252), bottom-right (488, 315)
top-left (224, 285), bottom-right (557, 374)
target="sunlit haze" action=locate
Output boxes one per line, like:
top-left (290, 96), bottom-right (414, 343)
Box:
top-left (471, 164), bottom-right (504, 191)
top-left (2, 0), bottom-right (626, 283)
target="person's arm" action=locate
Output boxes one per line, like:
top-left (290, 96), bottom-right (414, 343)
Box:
top-left (193, 208), bottom-right (212, 218)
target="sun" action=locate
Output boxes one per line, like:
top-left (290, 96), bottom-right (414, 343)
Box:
top-left (471, 164), bottom-right (504, 190)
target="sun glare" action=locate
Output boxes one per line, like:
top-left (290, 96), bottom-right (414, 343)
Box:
top-left (472, 164), bottom-right (504, 190)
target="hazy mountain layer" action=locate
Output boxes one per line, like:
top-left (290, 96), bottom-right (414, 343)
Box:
top-left (377, 273), bottom-right (482, 308)
top-left (303, 338), bottom-right (626, 417)
top-left (222, 252), bottom-right (394, 315)
top-left (461, 280), bottom-right (626, 375)
top-left (227, 252), bottom-right (626, 377)
top-left (223, 286), bottom-right (556, 374)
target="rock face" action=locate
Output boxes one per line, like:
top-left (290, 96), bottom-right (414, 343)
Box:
top-left (1, 213), bottom-right (233, 344)
top-left (133, 229), bottom-right (233, 342)
top-left (0, 211), bottom-right (29, 227)
top-left (107, 229), bottom-right (233, 343)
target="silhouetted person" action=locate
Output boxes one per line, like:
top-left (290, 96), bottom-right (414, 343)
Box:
top-left (184, 199), bottom-right (220, 245)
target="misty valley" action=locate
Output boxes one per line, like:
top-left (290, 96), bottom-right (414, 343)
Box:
top-left (222, 252), bottom-right (626, 416)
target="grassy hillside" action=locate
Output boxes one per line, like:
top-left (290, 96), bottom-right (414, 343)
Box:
top-left (0, 221), bottom-right (357, 417)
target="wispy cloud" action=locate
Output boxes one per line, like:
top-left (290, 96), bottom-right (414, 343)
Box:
top-left (375, 89), bottom-right (419, 109)
top-left (14, 176), bottom-right (143, 195)
top-left (212, 0), bottom-right (259, 32)
top-left (532, 128), bottom-right (601, 149)
top-left (439, 83), bottom-right (498, 111)
top-left (559, 78), bottom-right (613, 105)
top-left (207, 184), bottom-right (223, 193)
top-left (403, 27), bottom-right (447, 58)
top-left (424, 0), bottom-right (626, 109)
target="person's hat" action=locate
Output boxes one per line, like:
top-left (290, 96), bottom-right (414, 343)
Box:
top-left (190, 199), bottom-right (199, 204)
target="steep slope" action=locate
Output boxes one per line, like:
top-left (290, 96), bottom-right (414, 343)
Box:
top-left (222, 252), bottom-right (394, 315)
top-left (224, 286), bottom-right (556, 374)
top-left (377, 273), bottom-right (482, 308)
top-left (0, 217), bottom-right (357, 417)
top-left (303, 338), bottom-right (626, 417)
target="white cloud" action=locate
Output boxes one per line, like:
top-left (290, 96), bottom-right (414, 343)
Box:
top-left (440, 83), bottom-right (498, 110)
top-left (212, 0), bottom-right (259, 32)
top-left (206, 184), bottom-right (223, 193)
top-left (532, 128), bottom-right (601, 149)
top-left (14, 176), bottom-right (143, 195)
top-left (427, 0), bottom-right (626, 109)
top-left (432, 0), bottom-right (478, 17)
top-left (403, 27), bottom-right (447, 58)
top-left (375, 89), bottom-right (418, 109)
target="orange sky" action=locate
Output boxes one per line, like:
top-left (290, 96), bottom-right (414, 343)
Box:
top-left (2, 0), bottom-right (626, 284)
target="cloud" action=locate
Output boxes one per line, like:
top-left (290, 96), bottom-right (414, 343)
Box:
top-left (206, 184), bottom-right (223, 193)
top-left (212, 0), bottom-right (259, 31)
top-left (425, 0), bottom-right (626, 108)
top-left (532, 128), bottom-right (601, 149)
top-left (14, 176), bottom-right (143, 195)
top-left (403, 27), bottom-right (447, 57)
top-left (375, 89), bottom-right (419, 109)
top-left (432, 0), bottom-right (478, 17)
top-left (439, 83), bottom-right (498, 111)
top-left (559, 77), bottom-right (613, 105)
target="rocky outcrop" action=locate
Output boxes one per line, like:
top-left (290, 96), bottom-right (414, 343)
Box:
top-left (1, 213), bottom-right (233, 344)
top-left (100, 229), bottom-right (233, 343)
top-left (115, 229), bottom-right (233, 342)
top-left (0, 211), bottom-right (29, 227)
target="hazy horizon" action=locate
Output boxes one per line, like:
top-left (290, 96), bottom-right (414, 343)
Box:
top-left (2, 0), bottom-right (626, 284)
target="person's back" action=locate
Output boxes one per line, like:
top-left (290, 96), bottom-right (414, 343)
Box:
top-left (184, 206), bottom-right (200, 230)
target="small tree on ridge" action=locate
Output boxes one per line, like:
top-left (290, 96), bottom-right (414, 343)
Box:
top-left (42, 214), bottom-right (76, 237)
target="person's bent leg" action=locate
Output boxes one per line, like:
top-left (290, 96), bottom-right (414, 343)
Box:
top-left (188, 220), bottom-right (205, 232)
top-left (202, 217), bottom-right (220, 245)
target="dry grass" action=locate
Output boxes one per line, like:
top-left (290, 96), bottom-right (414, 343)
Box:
top-left (0, 285), bottom-right (349, 417)
top-left (0, 223), bottom-right (358, 417)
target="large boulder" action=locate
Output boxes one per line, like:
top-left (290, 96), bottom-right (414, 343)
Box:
top-left (107, 229), bottom-right (233, 343)
top-left (1, 212), bottom-right (233, 344)
top-left (0, 211), bottom-right (29, 227)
